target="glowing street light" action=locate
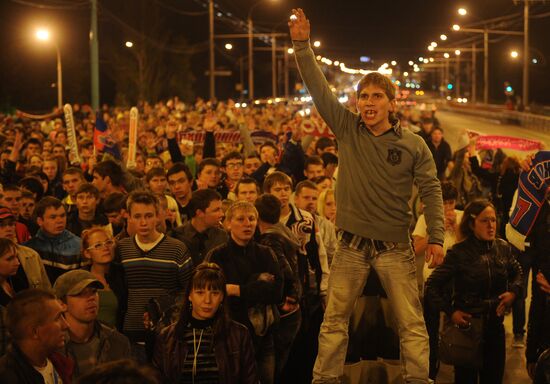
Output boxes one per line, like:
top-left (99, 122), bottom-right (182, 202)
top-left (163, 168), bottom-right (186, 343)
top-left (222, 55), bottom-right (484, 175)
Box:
top-left (443, 52), bottom-right (450, 59)
top-left (36, 29), bottom-right (50, 41)
top-left (287, 47), bottom-right (294, 54)
top-left (440, 34), bottom-right (448, 41)
top-left (408, 60), bottom-right (414, 66)
top-left (430, 42), bottom-right (438, 48)
top-left (391, 60), bottom-right (397, 66)
top-left (313, 40), bottom-right (321, 48)
top-left (452, 24), bottom-right (461, 31)
top-left (428, 46), bottom-right (435, 51)
top-left (35, 28), bottom-right (62, 109)
top-left (403, 71), bottom-right (409, 76)
top-left (225, 43), bottom-right (233, 50)
top-left (455, 49), bottom-right (461, 56)
top-left (458, 8), bottom-right (467, 16)
top-left (510, 50), bottom-right (519, 58)
top-left (125, 41), bottom-right (133, 48)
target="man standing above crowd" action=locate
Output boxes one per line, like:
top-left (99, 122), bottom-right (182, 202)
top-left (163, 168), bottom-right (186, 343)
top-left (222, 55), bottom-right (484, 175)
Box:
top-left (289, 9), bottom-right (444, 383)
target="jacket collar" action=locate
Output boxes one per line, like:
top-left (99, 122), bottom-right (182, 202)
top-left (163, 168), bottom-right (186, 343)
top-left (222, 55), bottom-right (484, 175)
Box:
top-left (358, 117), bottom-right (402, 138)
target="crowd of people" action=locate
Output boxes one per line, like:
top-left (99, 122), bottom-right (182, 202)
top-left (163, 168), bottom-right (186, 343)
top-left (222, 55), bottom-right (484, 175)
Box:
top-left (0, 7), bottom-right (548, 384)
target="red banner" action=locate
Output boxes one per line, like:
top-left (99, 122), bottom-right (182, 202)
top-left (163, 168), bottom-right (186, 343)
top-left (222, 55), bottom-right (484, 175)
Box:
top-left (474, 135), bottom-right (543, 151)
top-left (178, 131), bottom-right (242, 144)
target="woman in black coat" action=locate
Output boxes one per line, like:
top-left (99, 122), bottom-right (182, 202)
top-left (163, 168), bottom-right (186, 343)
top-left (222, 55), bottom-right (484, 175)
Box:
top-left (153, 262), bottom-right (259, 384)
top-left (426, 199), bottom-right (523, 384)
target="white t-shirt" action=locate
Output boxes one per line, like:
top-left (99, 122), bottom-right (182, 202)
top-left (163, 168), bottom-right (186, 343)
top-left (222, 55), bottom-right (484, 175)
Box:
top-left (413, 209), bottom-right (463, 282)
top-left (135, 233), bottom-right (165, 252)
top-left (33, 359), bottom-right (62, 384)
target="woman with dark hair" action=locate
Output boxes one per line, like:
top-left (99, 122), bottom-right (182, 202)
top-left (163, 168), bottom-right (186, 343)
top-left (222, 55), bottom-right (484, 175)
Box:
top-left (153, 262), bottom-right (258, 384)
top-left (448, 148), bottom-right (483, 210)
top-left (426, 199), bottom-right (523, 383)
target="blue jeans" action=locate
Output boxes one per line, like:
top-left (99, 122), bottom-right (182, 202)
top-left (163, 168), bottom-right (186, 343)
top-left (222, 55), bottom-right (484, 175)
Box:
top-left (312, 238), bottom-right (430, 384)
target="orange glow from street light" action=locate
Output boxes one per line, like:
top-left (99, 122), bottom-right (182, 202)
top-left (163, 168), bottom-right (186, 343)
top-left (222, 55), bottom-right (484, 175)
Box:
top-left (36, 28), bottom-right (50, 41)
top-left (440, 34), bottom-right (448, 41)
top-left (458, 8), bottom-right (467, 16)
top-left (313, 40), bottom-right (321, 48)
top-left (510, 50), bottom-right (519, 58)
top-left (455, 50), bottom-right (461, 56)
top-left (452, 24), bottom-right (461, 31)
top-left (444, 52), bottom-right (450, 58)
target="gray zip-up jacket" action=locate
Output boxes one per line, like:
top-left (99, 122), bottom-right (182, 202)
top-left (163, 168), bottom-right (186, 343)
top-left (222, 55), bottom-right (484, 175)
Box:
top-left (293, 40), bottom-right (444, 245)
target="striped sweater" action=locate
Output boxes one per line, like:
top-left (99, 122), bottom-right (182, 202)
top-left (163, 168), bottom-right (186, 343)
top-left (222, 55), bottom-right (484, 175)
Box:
top-left (116, 235), bottom-right (193, 342)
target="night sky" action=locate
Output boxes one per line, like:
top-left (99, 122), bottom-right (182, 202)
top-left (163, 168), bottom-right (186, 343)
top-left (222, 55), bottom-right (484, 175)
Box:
top-left (1, 0), bottom-right (549, 111)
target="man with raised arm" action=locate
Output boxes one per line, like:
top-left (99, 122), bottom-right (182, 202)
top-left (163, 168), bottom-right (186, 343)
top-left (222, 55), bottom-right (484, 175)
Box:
top-left (289, 8), bottom-right (444, 384)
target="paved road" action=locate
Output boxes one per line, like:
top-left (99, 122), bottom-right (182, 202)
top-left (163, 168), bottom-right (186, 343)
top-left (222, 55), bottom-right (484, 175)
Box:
top-left (436, 109), bottom-right (549, 157)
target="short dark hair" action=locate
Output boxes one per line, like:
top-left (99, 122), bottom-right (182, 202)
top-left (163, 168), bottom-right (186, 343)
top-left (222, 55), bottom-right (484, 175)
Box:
top-left (312, 175), bottom-right (331, 185)
top-left (75, 183), bottom-right (100, 200)
top-left (94, 160), bottom-right (124, 187)
top-left (62, 167), bottom-right (85, 179)
top-left (263, 171), bottom-right (292, 193)
top-left (6, 289), bottom-right (57, 341)
top-left (2, 184), bottom-right (21, 194)
top-left (235, 177), bottom-right (260, 196)
top-left (295, 180), bottom-right (318, 197)
top-left (221, 151), bottom-right (243, 168)
top-left (315, 137), bottom-right (335, 153)
top-left (19, 177), bottom-right (45, 201)
top-left (259, 142), bottom-right (278, 155)
top-left (145, 167), bottom-right (166, 183)
top-left (197, 158), bottom-right (221, 177)
top-left (320, 152), bottom-right (338, 167)
top-left (102, 192), bottom-right (127, 214)
top-left (458, 199), bottom-right (496, 241)
top-left (166, 162), bottom-right (193, 182)
top-left (34, 196), bottom-right (64, 219)
top-left (126, 190), bottom-right (159, 214)
top-left (255, 194), bottom-right (281, 224)
top-left (441, 181), bottom-right (458, 202)
top-left (25, 138), bottom-right (42, 149)
top-left (20, 191), bottom-right (35, 201)
top-left (304, 156), bottom-right (324, 170)
top-left (188, 189), bottom-right (222, 218)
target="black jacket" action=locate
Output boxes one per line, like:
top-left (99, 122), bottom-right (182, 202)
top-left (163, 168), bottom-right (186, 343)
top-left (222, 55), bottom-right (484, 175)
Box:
top-left (0, 344), bottom-right (73, 384)
top-left (205, 238), bottom-right (283, 334)
top-left (169, 222), bottom-right (228, 266)
top-left (258, 228), bottom-right (302, 303)
top-left (426, 237), bottom-right (523, 317)
top-left (153, 320), bottom-right (259, 384)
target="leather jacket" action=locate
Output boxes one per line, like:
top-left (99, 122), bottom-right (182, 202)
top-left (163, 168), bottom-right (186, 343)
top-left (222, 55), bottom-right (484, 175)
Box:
top-left (153, 320), bottom-right (259, 384)
top-left (426, 237), bottom-right (523, 317)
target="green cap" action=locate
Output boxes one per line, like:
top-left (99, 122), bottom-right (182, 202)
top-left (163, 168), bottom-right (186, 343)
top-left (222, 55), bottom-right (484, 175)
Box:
top-left (53, 270), bottom-right (104, 298)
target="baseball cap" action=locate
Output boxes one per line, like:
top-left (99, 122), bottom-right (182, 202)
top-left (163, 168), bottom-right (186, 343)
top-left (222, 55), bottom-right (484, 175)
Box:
top-left (0, 207), bottom-right (15, 220)
top-left (53, 270), bottom-right (104, 298)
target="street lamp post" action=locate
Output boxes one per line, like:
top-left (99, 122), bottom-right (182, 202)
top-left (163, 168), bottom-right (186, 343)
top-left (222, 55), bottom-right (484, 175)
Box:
top-left (247, 0), bottom-right (278, 100)
top-left (36, 29), bottom-right (63, 109)
top-left (452, 25), bottom-right (522, 104)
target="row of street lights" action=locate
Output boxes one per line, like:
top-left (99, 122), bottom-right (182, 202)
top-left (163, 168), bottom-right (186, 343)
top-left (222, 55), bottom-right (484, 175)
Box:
top-left (418, 7), bottom-right (529, 105)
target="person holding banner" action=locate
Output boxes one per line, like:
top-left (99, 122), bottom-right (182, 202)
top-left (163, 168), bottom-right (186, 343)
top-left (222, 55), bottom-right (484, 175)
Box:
top-left (289, 8), bottom-right (444, 383)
